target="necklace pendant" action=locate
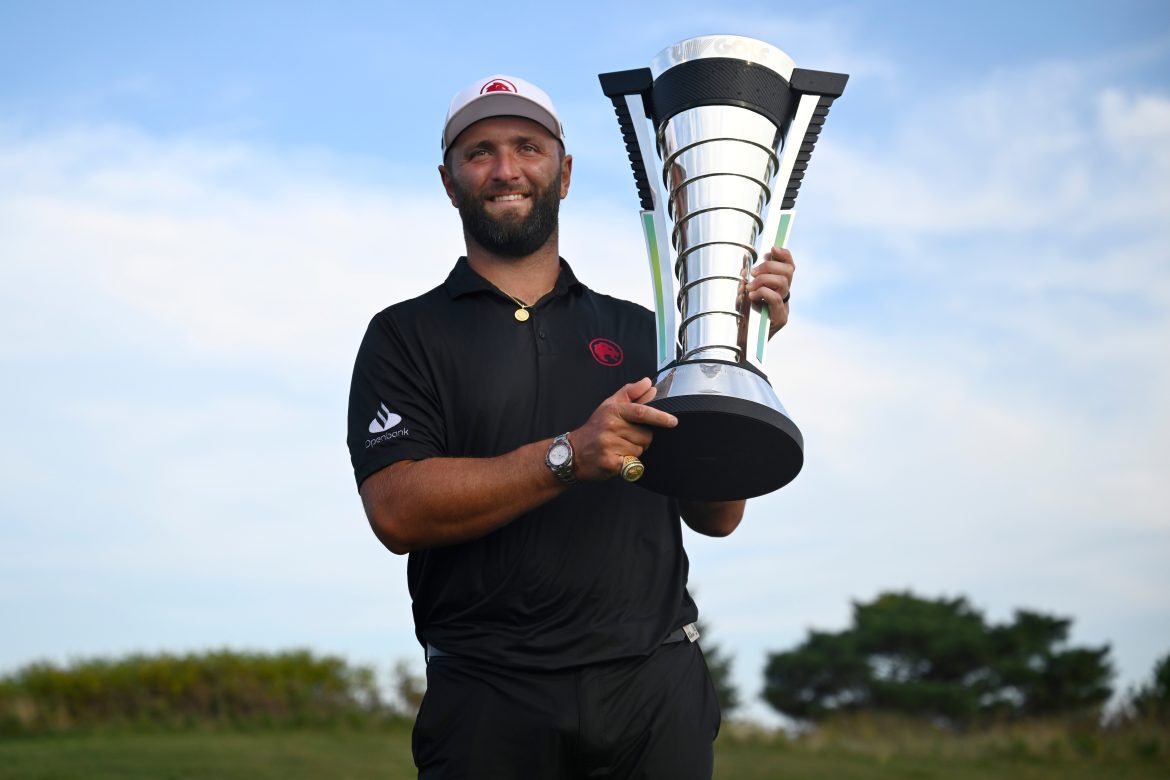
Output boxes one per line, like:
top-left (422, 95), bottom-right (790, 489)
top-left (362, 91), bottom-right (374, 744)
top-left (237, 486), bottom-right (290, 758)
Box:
top-left (514, 308), bottom-right (530, 322)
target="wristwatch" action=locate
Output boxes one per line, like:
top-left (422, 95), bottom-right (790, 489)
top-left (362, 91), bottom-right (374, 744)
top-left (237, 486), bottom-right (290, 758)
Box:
top-left (545, 433), bottom-right (576, 484)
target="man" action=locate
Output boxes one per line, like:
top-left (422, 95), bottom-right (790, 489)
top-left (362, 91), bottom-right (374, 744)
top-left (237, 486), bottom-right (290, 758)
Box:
top-left (347, 74), bottom-right (794, 778)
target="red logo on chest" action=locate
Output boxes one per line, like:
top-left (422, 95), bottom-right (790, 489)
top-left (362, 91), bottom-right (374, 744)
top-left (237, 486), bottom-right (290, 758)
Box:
top-left (589, 338), bottom-right (624, 366)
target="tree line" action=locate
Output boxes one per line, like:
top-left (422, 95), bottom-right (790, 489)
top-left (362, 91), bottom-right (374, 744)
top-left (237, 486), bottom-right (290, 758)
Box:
top-left (709, 590), bottom-right (1166, 729)
top-left (2, 591), bottom-right (1166, 735)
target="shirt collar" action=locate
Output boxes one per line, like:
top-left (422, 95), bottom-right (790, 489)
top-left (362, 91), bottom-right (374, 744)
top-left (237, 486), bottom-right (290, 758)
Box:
top-left (444, 256), bottom-right (584, 303)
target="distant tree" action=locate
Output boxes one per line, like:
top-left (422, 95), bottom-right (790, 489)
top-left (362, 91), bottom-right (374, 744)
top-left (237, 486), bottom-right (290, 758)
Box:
top-left (1117, 651), bottom-right (1170, 724)
top-left (702, 641), bottom-right (740, 716)
top-left (762, 591), bottom-right (1113, 727)
top-left (693, 620), bottom-right (739, 716)
top-left (985, 609), bottom-right (1114, 719)
top-left (390, 660), bottom-right (426, 719)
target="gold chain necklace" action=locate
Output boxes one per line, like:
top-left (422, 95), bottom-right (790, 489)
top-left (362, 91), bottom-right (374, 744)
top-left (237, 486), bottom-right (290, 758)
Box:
top-left (502, 285), bottom-right (554, 322)
top-left (502, 291), bottom-right (533, 322)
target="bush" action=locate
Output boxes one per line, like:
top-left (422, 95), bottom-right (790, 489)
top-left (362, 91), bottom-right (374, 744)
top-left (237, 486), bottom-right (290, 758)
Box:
top-left (0, 649), bottom-right (396, 736)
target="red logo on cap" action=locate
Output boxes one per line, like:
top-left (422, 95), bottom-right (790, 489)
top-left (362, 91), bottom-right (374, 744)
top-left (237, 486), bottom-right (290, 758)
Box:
top-left (481, 79), bottom-right (517, 94)
top-left (589, 338), bottom-right (624, 367)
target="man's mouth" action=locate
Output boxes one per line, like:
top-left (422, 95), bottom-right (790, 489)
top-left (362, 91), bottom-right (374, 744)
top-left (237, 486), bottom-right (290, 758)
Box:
top-left (489, 193), bottom-right (529, 202)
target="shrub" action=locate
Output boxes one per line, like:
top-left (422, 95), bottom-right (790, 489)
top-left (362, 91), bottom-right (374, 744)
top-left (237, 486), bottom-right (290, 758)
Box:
top-left (0, 649), bottom-right (395, 736)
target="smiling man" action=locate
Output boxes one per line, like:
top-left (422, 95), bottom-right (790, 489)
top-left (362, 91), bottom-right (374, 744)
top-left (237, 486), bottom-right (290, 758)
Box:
top-left (347, 74), bottom-right (795, 779)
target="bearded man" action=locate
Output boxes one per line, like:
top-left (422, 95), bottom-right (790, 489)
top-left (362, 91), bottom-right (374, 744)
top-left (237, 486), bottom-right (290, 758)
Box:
top-left (347, 74), bottom-right (795, 779)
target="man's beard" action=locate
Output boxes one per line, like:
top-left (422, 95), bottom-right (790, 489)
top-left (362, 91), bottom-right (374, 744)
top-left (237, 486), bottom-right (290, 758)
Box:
top-left (453, 172), bottom-right (562, 259)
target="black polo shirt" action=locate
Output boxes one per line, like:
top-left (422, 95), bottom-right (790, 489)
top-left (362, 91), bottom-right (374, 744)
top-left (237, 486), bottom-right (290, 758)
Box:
top-left (347, 257), bottom-right (697, 670)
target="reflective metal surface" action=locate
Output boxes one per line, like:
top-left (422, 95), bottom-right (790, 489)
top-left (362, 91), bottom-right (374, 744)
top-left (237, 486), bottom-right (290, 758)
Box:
top-left (655, 361), bottom-right (790, 417)
top-left (656, 103), bottom-right (784, 363)
top-left (676, 243), bottom-right (753, 284)
top-left (668, 175), bottom-right (770, 225)
top-left (681, 320), bottom-right (741, 362)
top-left (661, 108), bottom-right (779, 186)
top-left (649, 34), bottom-right (796, 82)
top-left (673, 210), bottom-right (761, 253)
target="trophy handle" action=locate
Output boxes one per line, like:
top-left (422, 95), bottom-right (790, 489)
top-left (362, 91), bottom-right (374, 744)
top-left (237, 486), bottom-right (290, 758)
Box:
top-left (625, 92), bottom-right (678, 370)
top-left (639, 208), bottom-right (677, 369)
top-left (746, 70), bottom-right (849, 370)
top-left (745, 209), bottom-right (796, 368)
top-left (600, 69), bottom-right (679, 371)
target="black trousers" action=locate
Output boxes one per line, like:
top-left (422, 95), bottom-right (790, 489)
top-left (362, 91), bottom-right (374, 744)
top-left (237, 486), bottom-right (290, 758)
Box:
top-left (412, 639), bottom-right (721, 779)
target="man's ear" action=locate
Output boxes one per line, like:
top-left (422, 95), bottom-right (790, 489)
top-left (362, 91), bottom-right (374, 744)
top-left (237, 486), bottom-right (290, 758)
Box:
top-left (438, 164), bottom-right (459, 207)
top-left (560, 154), bottom-right (573, 199)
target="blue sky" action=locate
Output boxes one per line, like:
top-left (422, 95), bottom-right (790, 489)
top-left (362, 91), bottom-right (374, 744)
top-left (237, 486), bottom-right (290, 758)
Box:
top-left (2, 1), bottom-right (1168, 725)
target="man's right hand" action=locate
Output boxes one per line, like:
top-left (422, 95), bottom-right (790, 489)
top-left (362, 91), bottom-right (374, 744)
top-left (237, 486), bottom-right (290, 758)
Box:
top-left (569, 378), bottom-right (678, 482)
top-left (360, 378), bottom-right (678, 554)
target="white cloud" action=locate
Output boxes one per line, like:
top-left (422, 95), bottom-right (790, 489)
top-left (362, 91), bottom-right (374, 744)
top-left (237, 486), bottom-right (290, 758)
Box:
top-left (1100, 88), bottom-right (1170, 167)
top-left (812, 63), bottom-right (1170, 239)
top-left (0, 125), bottom-right (466, 367)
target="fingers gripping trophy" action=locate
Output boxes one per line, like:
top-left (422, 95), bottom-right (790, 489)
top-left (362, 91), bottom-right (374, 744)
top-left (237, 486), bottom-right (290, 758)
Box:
top-left (599, 35), bottom-right (848, 501)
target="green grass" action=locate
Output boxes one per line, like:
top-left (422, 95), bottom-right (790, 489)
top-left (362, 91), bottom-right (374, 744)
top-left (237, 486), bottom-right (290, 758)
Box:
top-left (0, 726), bottom-right (1166, 780)
top-left (713, 742), bottom-right (1165, 780)
top-left (0, 728), bottom-right (416, 780)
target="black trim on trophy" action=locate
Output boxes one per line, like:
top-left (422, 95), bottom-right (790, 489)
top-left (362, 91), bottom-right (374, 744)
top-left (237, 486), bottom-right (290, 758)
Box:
top-left (599, 68), bottom-right (656, 211)
top-left (790, 68), bottom-right (848, 98)
top-left (649, 58), bottom-right (795, 137)
top-left (599, 68), bottom-right (654, 104)
top-left (655, 356), bottom-right (771, 384)
top-left (641, 393), bottom-right (804, 500)
top-left (780, 68), bottom-right (849, 211)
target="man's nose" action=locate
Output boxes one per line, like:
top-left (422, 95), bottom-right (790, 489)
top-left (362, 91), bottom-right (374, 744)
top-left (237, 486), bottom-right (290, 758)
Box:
top-left (491, 151), bottom-right (519, 180)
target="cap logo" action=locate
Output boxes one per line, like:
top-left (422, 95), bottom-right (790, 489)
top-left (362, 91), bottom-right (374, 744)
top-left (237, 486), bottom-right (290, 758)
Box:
top-left (481, 78), bottom-right (517, 94)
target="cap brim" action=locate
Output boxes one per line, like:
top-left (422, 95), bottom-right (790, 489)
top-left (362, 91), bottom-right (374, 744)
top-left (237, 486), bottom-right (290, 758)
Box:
top-left (443, 94), bottom-right (562, 152)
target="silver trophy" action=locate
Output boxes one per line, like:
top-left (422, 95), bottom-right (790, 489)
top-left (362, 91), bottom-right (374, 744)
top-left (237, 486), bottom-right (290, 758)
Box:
top-left (599, 35), bottom-right (847, 501)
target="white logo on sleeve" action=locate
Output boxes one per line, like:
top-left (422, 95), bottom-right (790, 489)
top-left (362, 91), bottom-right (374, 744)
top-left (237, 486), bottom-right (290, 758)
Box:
top-left (369, 402), bottom-right (403, 433)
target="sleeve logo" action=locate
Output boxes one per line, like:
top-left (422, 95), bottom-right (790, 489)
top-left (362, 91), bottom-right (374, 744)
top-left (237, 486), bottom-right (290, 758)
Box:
top-left (369, 402), bottom-right (403, 433)
top-left (366, 402), bottom-right (410, 449)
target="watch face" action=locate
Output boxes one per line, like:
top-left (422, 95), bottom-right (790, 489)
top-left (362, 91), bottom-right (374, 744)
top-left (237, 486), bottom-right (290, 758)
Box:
top-left (549, 442), bottom-right (571, 467)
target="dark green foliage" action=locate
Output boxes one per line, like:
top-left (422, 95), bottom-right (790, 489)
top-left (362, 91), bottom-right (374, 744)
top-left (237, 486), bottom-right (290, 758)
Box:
top-left (0, 649), bottom-right (393, 735)
top-left (389, 660), bottom-right (426, 718)
top-left (985, 610), bottom-right (1113, 719)
top-left (693, 620), bottom-right (740, 716)
top-left (702, 642), bottom-right (740, 716)
top-left (762, 592), bottom-right (1114, 727)
top-left (757, 629), bottom-right (869, 721)
top-left (1116, 651), bottom-right (1170, 725)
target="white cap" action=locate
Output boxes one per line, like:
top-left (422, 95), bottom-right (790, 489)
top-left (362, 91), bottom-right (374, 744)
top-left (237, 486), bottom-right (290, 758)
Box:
top-left (441, 74), bottom-right (565, 154)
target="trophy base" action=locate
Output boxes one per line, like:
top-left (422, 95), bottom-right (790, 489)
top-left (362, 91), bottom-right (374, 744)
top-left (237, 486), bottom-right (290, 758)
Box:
top-left (639, 362), bottom-right (804, 501)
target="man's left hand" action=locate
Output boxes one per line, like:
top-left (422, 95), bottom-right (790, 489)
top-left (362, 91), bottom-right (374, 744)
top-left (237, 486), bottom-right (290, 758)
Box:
top-left (747, 246), bottom-right (795, 339)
